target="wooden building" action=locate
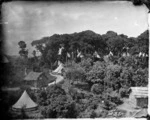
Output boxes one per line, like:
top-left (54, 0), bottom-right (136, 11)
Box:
top-left (24, 71), bottom-right (56, 88)
top-left (129, 87), bottom-right (148, 108)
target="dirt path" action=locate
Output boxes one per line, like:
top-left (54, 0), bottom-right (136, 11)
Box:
top-left (48, 73), bottom-right (64, 86)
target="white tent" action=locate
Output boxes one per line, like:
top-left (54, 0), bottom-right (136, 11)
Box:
top-left (94, 51), bottom-right (101, 58)
top-left (108, 51), bottom-right (113, 57)
top-left (12, 90), bottom-right (38, 112)
top-left (52, 61), bottom-right (64, 74)
top-left (67, 52), bottom-right (71, 58)
top-left (58, 46), bottom-right (64, 55)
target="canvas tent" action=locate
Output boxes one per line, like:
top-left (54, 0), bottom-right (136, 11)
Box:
top-left (94, 51), bottom-right (101, 58)
top-left (12, 90), bottom-right (38, 112)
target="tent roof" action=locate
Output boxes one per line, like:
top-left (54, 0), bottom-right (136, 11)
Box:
top-left (12, 90), bottom-right (38, 109)
top-left (24, 71), bottom-right (43, 81)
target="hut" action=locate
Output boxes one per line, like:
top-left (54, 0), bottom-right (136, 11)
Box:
top-left (2, 55), bottom-right (9, 63)
top-left (128, 87), bottom-right (148, 108)
top-left (24, 71), bottom-right (43, 88)
top-left (12, 90), bottom-right (38, 112)
top-left (24, 71), bottom-right (56, 88)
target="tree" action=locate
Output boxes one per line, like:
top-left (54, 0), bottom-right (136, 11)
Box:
top-left (32, 50), bottom-right (37, 59)
top-left (91, 83), bottom-right (104, 95)
top-left (120, 66), bottom-right (134, 87)
top-left (40, 86), bottom-right (77, 118)
top-left (106, 35), bottom-right (125, 56)
top-left (104, 63), bottom-right (122, 90)
top-left (132, 0), bottom-right (143, 5)
top-left (86, 61), bottom-right (105, 87)
top-left (137, 30), bottom-right (149, 54)
top-left (79, 58), bottom-right (93, 72)
top-left (65, 64), bottom-right (86, 84)
top-left (18, 41), bottom-right (28, 58)
top-left (132, 68), bottom-right (148, 86)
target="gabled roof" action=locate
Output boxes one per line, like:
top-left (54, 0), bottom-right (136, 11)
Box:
top-left (24, 71), bottom-right (43, 81)
top-left (130, 87), bottom-right (148, 98)
top-left (12, 90), bottom-right (38, 109)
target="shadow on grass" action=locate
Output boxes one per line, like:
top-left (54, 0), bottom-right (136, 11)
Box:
top-left (73, 82), bottom-right (90, 92)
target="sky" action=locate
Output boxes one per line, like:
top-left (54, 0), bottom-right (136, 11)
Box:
top-left (2, 1), bottom-right (149, 56)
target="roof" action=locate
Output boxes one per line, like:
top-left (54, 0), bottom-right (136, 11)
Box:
top-left (1, 55), bottom-right (9, 63)
top-left (24, 71), bottom-right (43, 81)
top-left (12, 90), bottom-right (38, 109)
top-left (130, 87), bottom-right (148, 98)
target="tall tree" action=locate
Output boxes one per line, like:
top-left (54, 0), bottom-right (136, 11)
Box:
top-left (18, 41), bottom-right (28, 58)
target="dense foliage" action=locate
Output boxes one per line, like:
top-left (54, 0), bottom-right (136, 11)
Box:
top-left (31, 30), bottom-right (148, 68)
top-left (2, 29), bottom-right (148, 118)
top-left (37, 86), bottom-right (77, 118)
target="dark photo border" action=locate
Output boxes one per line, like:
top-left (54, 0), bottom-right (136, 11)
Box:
top-left (0, 0), bottom-right (149, 120)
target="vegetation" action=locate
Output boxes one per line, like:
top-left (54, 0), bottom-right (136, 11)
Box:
top-left (1, 29), bottom-right (148, 118)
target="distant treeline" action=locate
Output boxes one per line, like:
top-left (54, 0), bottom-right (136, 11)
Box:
top-left (31, 30), bottom-right (148, 66)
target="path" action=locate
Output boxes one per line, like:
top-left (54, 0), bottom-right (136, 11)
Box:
top-left (1, 87), bottom-right (20, 91)
top-left (48, 72), bottom-right (64, 86)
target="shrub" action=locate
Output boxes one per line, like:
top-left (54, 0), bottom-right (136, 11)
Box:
top-left (91, 83), bottom-right (104, 95)
top-left (65, 64), bottom-right (86, 84)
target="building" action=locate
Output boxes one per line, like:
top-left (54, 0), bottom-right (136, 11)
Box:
top-left (24, 71), bottom-right (42, 88)
top-left (128, 87), bottom-right (148, 108)
top-left (24, 71), bottom-right (56, 88)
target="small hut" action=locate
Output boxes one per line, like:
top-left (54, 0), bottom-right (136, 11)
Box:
top-left (2, 55), bottom-right (9, 63)
top-left (12, 90), bottom-right (38, 112)
top-left (24, 71), bottom-right (56, 88)
top-left (24, 71), bottom-right (43, 88)
top-left (128, 87), bottom-right (148, 108)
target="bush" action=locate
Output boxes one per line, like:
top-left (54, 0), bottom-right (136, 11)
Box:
top-left (79, 58), bottom-right (93, 72)
top-left (119, 87), bottom-right (129, 98)
top-left (65, 64), bottom-right (86, 84)
top-left (91, 83), bottom-right (104, 95)
top-left (86, 61), bottom-right (105, 87)
top-left (41, 94), bottom-right (77, 118)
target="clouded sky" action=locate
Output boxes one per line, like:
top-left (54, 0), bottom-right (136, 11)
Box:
top-left (2, 1), bottom-right (148, 56)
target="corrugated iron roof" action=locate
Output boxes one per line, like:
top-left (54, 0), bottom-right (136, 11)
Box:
top-left (130, 87), bottom-right (148, 98)
top-left (24, 71), bottom-right (43, 81)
